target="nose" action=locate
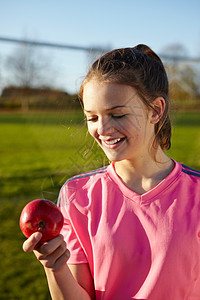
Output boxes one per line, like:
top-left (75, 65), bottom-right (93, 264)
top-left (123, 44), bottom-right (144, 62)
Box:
top-left (97, 117), bottom-right (114, 136)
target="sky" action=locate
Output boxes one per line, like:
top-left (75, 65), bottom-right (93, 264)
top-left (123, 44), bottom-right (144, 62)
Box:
top-left (0, 0), bottom-right (200, 94)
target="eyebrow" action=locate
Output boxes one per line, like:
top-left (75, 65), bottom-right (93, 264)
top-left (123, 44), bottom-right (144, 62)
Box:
top-left (84, 105), bottom-right (127, 113)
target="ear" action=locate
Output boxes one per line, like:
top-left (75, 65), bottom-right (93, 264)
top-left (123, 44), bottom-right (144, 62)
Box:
top-left (150, 97), bottom-right (165, 124)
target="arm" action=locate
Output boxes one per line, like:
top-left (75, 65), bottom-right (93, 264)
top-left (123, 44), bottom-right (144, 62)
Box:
top-left (23, 232), bottom-right (95, 300)
top-left (45, 264), bottom-right (95, 300)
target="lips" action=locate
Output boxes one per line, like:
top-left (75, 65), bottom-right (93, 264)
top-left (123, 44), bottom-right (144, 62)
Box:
top-left (104, 138), bottom-right (122, 145)
top-left (100, 137), bottom-right (125, 148)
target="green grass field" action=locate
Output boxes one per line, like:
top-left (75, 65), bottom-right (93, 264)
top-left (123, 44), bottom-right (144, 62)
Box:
top-left (0, 110), bottom-right (200, 299)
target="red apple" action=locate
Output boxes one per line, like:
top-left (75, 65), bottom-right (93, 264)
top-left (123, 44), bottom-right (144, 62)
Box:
top-left (19, 199), bottom-right (64, 242)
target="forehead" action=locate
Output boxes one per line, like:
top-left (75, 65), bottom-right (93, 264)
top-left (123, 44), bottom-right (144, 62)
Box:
top-left (82, 80), bottom-right (138, 111)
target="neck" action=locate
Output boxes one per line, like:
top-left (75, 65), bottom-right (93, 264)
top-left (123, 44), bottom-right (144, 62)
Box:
top-left (114, 148), bottom-right (174, 195)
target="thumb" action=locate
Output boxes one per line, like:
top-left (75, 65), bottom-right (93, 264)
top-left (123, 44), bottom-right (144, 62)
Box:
top-left (22, 232), bottom-right (42, 252)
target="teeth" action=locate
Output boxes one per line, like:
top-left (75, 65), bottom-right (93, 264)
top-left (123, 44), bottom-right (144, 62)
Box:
top-left (104, 138), bottom-right (121, 145)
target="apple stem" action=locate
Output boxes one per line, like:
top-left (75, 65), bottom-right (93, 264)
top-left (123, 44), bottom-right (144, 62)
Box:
top-left (38, 220), bottom-right (45, 231)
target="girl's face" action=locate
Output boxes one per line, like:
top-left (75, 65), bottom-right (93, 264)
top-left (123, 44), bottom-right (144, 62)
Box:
top-left (83, 80), bottom-right (156, 163)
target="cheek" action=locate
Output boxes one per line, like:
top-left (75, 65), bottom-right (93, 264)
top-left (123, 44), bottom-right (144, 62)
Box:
top-left (116, 117), bottom-right (142, 137)
top-left (114, 120), bottom-right (127, 133)
top-left (87, 124), bottom-right (98, 139)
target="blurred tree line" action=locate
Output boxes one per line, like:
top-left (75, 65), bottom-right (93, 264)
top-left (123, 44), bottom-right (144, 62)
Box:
top-left (0, 44), bottom-right (81, 110)
top-left (0, 43), bottom-right (199, 111)
top-left (160, 44), bottom-right (200, 107)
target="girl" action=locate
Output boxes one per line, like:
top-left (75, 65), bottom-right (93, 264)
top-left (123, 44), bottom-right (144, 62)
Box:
top-left (23, 45), bottom-right (200, 300)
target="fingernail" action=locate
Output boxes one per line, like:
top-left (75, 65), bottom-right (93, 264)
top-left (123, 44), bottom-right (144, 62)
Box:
top-left (34, 232), bottom-right (42, 241)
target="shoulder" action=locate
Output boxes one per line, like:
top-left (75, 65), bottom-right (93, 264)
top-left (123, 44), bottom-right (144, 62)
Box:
top-left (58, 165), bottom-right (109, 205)
top-left (66, 165), bottom-right (108, 186)
top-left (178, 163), bottom-right (200, 190)
top-left (181, 164), bottom-right (200, 179)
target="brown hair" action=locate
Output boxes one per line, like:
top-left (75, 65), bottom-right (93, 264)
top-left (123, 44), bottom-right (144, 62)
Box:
top-left (79, 44), bottom-right (171, 150)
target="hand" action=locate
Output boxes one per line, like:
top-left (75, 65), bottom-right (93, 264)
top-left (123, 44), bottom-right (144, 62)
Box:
top-left (23, 232), bottom-right (70, 272)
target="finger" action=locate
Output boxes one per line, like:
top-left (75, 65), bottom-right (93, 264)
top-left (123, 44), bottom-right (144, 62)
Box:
top-left (22, 232), bottom-right (42, 252)
top-left (52, 249), bottom-right (71, 272)
top-left (39, 234), bottom-right (64, 255)
top-left (37, 239), bottom-right (67, 265)
top-left (41, 248), bottom-right (71, 272)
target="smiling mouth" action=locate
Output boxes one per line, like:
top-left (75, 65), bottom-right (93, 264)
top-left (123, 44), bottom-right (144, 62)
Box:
top-left (101, 137), bottom-right (125, 145)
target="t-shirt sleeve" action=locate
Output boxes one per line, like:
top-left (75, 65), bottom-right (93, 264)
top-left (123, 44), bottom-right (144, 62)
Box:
top-left (58, 184), bottom-right (88, 265)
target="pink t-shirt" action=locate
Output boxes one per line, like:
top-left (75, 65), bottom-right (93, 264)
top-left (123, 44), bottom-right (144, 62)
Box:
top-left (58, 161), bottom-right (200, 299)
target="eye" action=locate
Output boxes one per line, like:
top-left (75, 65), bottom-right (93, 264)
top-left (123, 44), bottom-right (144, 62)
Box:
top-left (86, 116), bottom-right (98, 122)
top-left (112, 114), bottom-right (127, 119)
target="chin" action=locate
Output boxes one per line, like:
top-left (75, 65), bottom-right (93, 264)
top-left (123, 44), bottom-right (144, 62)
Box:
top-left (104, 153), bottom-right (125, 163)
top-left (109, 158), bottom-right (122, 162)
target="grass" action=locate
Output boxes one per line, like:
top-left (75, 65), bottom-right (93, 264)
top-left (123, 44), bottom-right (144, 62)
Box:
top-left (0, 111), bottom-right (106, 202)
top-left (168, 111), bottom-right (200, 170)
top-left (0, 110), bottom-right (106, 299)
top-left (0, 109), bottom-right (200, 299)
